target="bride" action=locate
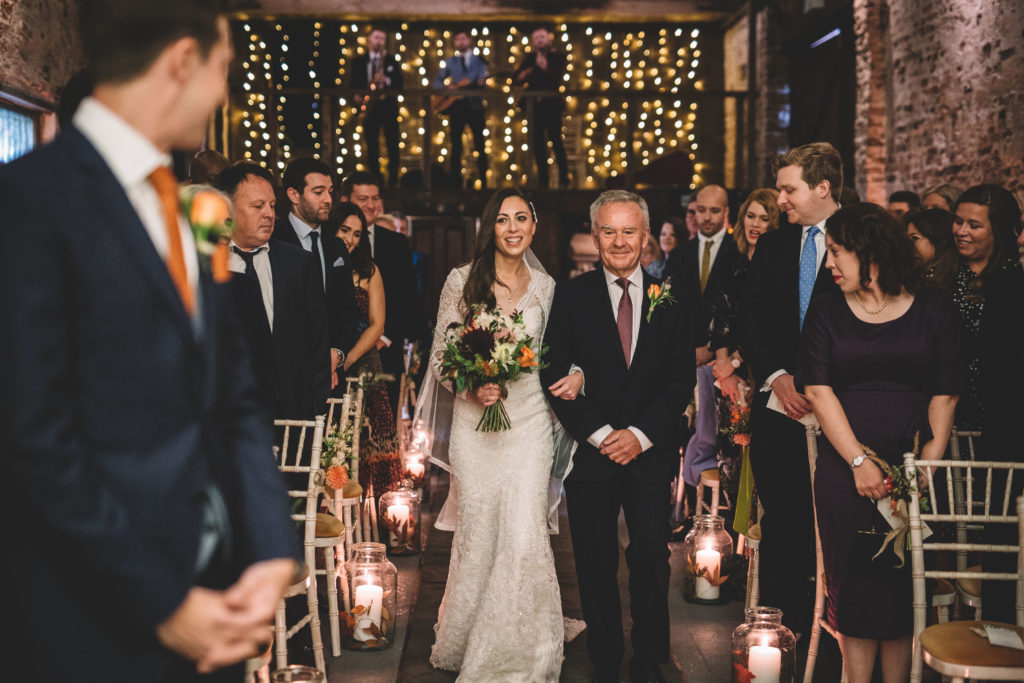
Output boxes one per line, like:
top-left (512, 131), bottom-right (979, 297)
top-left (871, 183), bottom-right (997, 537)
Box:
top-left (425, 188), bottom-right (582, 681)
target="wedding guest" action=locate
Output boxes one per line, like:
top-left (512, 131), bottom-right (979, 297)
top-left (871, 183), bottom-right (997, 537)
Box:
top-left (0, 2), bottom-right (299, 679)
top-left (666, 185), bottom-right (739, 494)
top-left (887, 190), bottom-right (920, 220)
top-left (949, 184), bottom-right (1021, 429)
top-left (709, 188), bottom-right (781, 403)
top-left (433, 30), bottom-right (489, 188)
top-left (333, 202), bottom-right (403, 497)
top-left (273, 157), bottom-right (360, 389)
top-left (513, 27), bottom-right (569, 188)
top-left (684, 194), bottom-right (700, 240)
top-left (350, 27), bottom-right (404, 187)
top-left (641, 233), bottom-right (662, 273)
top-left (648, 217), bottom-right (683, 278)
top-left (214, 163), bottom-right (330, 420)
top-left (921, 183), bottom-right (962, 212)
top-left (745, 142), bottom-right (842, 633)
top-left (339, 171), bottom-right (422, 384)
top-left (904, 208), bottom-right (958, 291)
top-left (187, 149), bottom-right (229, 185)
top-left (798, 203), bottom-right (964, 683)
top-left (839, 186), bottom-right (860, 205)
top-left (977, 217), bottom-right (1024, 624)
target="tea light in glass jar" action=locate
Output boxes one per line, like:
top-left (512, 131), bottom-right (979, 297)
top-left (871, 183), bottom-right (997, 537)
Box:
top-left (748, 643), bottom-right (781, 683)
top-left (352, 582), bottom-right (383, 642)
top-left (694, 545), bottom-right (721, 600)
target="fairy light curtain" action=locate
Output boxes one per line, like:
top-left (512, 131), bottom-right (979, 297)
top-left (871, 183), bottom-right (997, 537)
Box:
top-left (230, 19), bottom-right (707, 190)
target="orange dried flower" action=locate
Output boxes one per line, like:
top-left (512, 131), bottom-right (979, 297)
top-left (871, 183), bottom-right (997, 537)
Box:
top-left (518, 345), bottom-right (538, 368)
top-left (326, 466), bottom-right (349, 489)
top-left (190, 190), bottom-right (231, 227)
top-left (648, 283), bottom-right (662, 299)
top-left (733, 433), bottom-right (751, 447)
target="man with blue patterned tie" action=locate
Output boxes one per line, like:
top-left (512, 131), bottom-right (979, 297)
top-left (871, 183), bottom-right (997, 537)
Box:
top-left (743, 142), bottom-right (842, 634)
top-left (433, 31), bottom-right (490, 188)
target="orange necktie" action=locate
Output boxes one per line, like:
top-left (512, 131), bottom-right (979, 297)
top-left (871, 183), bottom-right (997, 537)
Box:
top-left (148, 166), bottom-right (194, 315)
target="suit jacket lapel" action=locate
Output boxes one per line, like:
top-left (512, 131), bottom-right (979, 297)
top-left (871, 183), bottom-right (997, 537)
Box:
top-left (633, 271), bottom-right (654, 367)
top-left (68, 130), bottom-right (195, 342)
top-left (782, 225), bottom-right (803, 325)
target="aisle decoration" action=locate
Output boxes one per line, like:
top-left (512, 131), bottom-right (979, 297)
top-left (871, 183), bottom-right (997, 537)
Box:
top-left (342, 542), bottom-right (398, 651)
top-left (379, 484), bottom-right (422, 555)
top-left (682, 514), bottom-right (734, 604)
top-left (731, 606), bottom-right (796, 683)
top-left (721, 394), bottom-right (754, 536)
top-left (438, 306), bottom-right (547, 432)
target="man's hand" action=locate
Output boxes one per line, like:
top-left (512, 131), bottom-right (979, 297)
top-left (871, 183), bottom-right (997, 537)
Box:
top-left (711, 357), bottom-right (735, 381)
top-left (600, 429), bottom-right (642, 466)
top-left (770, 373), bottom-right (812, 420)
top-left (719, 374), bottom-right (742, 402)
top-left (695, 346), bottom-right (714, 366)
top-left (330, 349), bottom-right (340, 389)
top-left (156, 588), bottom-right (272, 674)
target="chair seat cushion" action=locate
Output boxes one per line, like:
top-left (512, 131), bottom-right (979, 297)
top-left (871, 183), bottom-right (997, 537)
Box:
top-left (342, 479), bottom-right (363, 499)
top-left (700, 469), bottom-right (720, 482)
top-left (957, 565), bottom-right (982, 597)
top-left (920, 620), bottom-right (1024, 672)
top-left (315, 512), bottom-right (345, 538)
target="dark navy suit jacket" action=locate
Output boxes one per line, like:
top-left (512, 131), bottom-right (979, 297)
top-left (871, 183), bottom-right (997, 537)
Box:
top-left (0, 128), bottom-right (300, 681)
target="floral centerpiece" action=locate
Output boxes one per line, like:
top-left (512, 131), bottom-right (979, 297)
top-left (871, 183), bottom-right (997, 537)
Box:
top-left (438, 306), bottom-right (547, 432)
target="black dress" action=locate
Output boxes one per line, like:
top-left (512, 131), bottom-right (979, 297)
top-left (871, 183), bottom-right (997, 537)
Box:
top-left (796, 287), bottom-right (966, 639)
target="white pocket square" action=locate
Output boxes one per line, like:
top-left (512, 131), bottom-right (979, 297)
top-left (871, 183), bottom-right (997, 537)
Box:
top-left (332, 257), bottom-right (346, 267)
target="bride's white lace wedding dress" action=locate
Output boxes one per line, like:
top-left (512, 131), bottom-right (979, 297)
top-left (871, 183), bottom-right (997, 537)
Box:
top-left (429, 263), bottom-right (564, 682)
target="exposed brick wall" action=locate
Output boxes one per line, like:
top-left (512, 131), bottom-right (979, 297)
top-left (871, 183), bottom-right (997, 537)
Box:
top-left (854, 0), bottom-right (1024, 196)
top-left (0, 0), bottom-right (83, 106)
top-left (752, 3), bottom-right (790, 189)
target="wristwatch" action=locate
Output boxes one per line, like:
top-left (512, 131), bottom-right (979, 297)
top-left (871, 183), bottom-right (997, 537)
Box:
top-left (850, 453), bottom-right (867, 469)
top-left (731, 357), bottom-right (742, 369)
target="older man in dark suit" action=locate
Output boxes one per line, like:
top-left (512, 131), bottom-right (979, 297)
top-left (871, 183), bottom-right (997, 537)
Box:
top-left (744, 142), bottom-right (842, 633)
top-left (0, 2), bottom-right (298, 681)
top-left (543, 190), bottom-right (695, 683)
top-left (214, 162), bottom-right (331, 419)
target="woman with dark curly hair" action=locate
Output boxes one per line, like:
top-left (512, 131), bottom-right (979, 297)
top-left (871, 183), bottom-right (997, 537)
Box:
top-left (904, 207), bottom-right (958, 290)
top-left (950, 184), bottom-right (1021, 429)
top-left (796, 203), bottom-right (965, 683)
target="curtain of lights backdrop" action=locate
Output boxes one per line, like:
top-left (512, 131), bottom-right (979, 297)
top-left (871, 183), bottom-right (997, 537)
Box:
top-left (226, 18), bottom-right (713, 190)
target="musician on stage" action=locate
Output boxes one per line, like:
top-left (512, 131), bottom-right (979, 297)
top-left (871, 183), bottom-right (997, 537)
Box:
top-left (350, 27), bottom-right (403, 188)
top-left (513, 27), bottom-right (569, 189)
top-left (432, 31), bottom-right (489, 189)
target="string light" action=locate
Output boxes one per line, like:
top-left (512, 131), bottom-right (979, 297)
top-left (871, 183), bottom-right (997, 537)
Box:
top-left (228, 20), bottom-right (705, 189)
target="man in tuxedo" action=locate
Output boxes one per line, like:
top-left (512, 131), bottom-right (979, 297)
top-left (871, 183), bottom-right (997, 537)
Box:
top-left (350, 27), bottom-right (404, 187)
top-left (543, 190), bottom-right (695, 683)
top-left (0, 2), bottom-right (299, 680)
top-left (339, 171), bottom-right (422, 384)
top-left (214, 162), bottom-right (331, 419)
top-left (666, 185), bottom-right (738, 489)
top-left (513, 27), bottom-right (570, 188)
top-left (273, 157), bottom-right (361, 390)
top-left (744, 142), bottom-right (842, 633)
top-left (432, 31), bottom-right (490, 188)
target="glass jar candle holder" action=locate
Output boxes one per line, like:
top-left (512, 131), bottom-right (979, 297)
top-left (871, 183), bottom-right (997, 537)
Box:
top-left (270, 665), bottom-right (324, 682)
top-left (342, 542), bottom-right (398, 650)
top-left (378, 485), bottom-right (422, 555)
top-left (410, 418), bottom-right (433, 454)
top-left (731, 606), bottom-right (796, 683)
top-left (402, 448), bottom-right (427, 490)
top-left (682, 514), bottom-right (734, 604)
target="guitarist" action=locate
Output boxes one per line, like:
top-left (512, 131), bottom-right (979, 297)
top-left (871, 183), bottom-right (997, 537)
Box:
top-left (514, 27), bottom-right (570, 189)
top-left (350, 27), bottom-right (403, 188)
top-left (432, 31), bottom-right (490, 189)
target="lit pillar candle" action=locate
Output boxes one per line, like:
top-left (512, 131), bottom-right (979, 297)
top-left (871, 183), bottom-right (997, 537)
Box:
top-left (694, 547), bottom-right (721, 600)
top-left (387, 503), bottom-right (410, 545)
top-left (352, 583), bottom-right (383, 642)
top-left (748, 644), bottom-right (781, 683)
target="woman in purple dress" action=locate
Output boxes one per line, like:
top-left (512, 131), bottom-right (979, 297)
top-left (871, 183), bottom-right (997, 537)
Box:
top-left (796, 204), bottom-right (965, 683)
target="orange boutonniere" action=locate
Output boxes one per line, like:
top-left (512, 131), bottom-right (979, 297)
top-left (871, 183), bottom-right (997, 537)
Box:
top-left (518, 345), bottom-right (538, 368)
top-left (180, 188), bottom-right (234, 283)
top-left (645, 277), bottom-right (677, 322)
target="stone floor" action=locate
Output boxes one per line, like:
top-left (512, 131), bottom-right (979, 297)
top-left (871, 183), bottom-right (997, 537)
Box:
top-left (318, 471), bottom-right (845, 682)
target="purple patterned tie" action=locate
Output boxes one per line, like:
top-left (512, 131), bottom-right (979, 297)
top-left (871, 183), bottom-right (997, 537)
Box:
top-left (616, 278), bottom-right (632, 368)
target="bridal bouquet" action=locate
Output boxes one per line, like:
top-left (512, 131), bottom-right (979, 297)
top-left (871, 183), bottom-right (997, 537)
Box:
top-left (438, 306), bottom-right (546, 432)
